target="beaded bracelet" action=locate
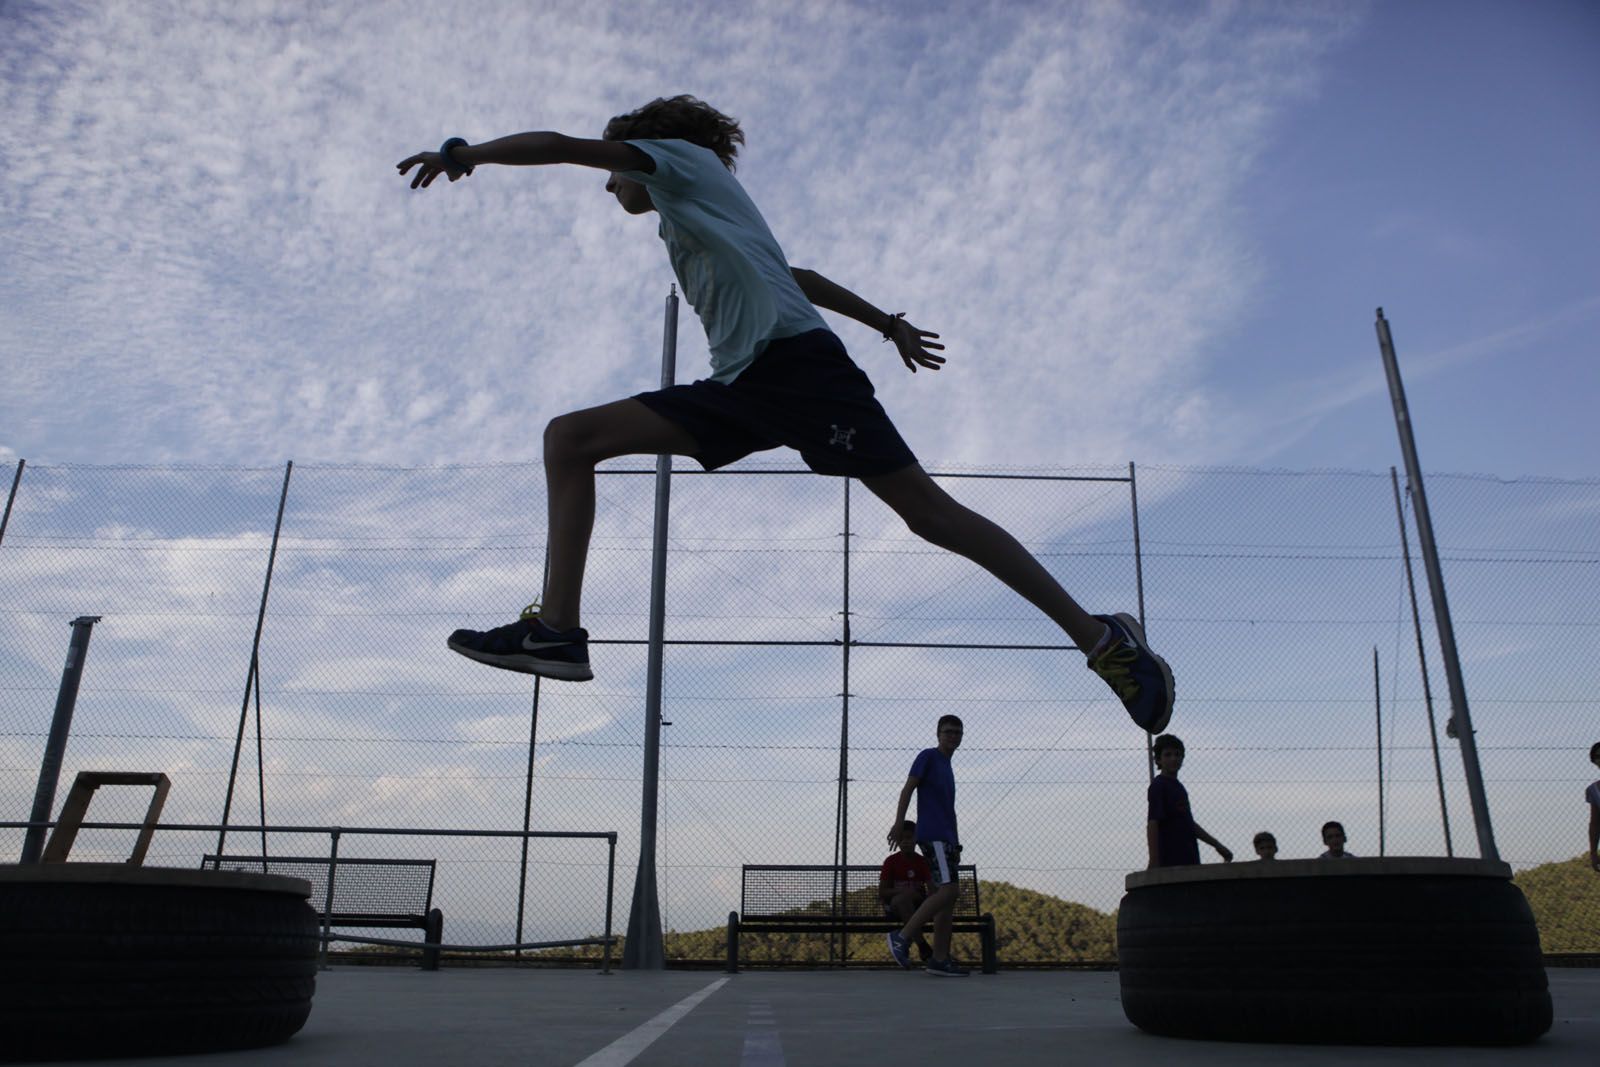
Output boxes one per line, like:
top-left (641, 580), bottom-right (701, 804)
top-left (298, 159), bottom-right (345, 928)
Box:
top-left (881, 312), bottom-right (905, 342)
top-left (439, 137), bottom-right (474, 176)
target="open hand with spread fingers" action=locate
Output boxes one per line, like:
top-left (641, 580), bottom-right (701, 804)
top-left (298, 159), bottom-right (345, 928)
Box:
top-left (885, 314), bottom-right (946, 373)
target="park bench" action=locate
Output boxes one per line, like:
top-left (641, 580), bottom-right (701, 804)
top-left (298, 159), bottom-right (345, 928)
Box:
top-left (202, 854), bottom-right (444, 970)
top-left (726, 863), bottom-right (997, 973)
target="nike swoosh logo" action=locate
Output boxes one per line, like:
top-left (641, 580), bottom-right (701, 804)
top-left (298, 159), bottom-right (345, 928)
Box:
top-left (521, 636), bottom-right (573, 651)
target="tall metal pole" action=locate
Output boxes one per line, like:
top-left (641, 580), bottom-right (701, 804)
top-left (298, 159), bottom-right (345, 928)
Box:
top-left (517, 557), bottom-right (549, 960)
top-left (831, 477), bottom-right (853, 964)
top-left (624, 287), bottom-right (678, 969)
top-left (219, 460), bottom-right (294, 856)
top-left (1375, 308), bottom-right (1498, 860)
top-left (22, 615), bottom-right (102, 864)
top-left (1130, 462), bottom-right (1155, 781)
top-left (1373, 646), bottom-right (1385, 857)
top-left (0, 458), bottom-right (24, 549)
top-left (1389, 467), bottom-right (1453, 856)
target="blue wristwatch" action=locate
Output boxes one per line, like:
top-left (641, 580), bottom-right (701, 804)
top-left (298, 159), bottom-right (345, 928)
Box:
top-left (439, 137), bottom-right (474, 176)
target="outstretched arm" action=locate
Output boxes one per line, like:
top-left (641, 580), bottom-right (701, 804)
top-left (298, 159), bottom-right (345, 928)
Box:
top-left (889, 777), bottom-right (919, 847)
top-left (398, 133), bottom-right (652, 189)
top-left (791, 268), bottom-right (946, 373)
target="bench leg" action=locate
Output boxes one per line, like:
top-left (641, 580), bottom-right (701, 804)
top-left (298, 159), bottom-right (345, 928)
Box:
top-left (422, 908), bottom-right (443, 971)
top-left (981, 914), bottom-right (997, 974)
top-left (726, 912), bottom-right (739, 974)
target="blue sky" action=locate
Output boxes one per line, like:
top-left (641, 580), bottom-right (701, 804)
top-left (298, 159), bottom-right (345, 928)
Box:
top-left (3, 0), bottom-right (1595, 476)
top-left (2, 1), bottom-right (1598, 938)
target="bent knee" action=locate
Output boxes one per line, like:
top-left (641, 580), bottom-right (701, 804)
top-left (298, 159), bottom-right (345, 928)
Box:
top-left (543, 413), bottom-right (595, 465)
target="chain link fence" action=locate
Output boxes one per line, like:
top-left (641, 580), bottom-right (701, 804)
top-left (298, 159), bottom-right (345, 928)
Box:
top-left (2, 458), bottom-right (1596, 964)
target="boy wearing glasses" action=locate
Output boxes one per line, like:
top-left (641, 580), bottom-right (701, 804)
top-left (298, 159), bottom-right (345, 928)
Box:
top-left (887, 715), bottom-right (968, 976)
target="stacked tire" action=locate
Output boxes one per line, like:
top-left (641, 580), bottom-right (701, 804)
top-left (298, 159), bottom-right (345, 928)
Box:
top-left (1117, 857), bottom-right (1551, 1046)
top-left (1, 864), bottom-right (319, 1061)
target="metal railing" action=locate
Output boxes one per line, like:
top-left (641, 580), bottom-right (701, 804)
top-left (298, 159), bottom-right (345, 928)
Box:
top-left (3, 820), bottom-right (618, 972)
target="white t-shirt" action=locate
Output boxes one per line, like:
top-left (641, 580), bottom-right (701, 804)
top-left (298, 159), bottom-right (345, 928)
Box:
top-left (620, 139), bottom-right (825, 383)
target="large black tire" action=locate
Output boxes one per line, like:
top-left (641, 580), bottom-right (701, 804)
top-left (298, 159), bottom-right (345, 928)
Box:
top-left (0, 864), bottom-right (320, 1061)
top-left (1117, 858), bottom-right (1551, 1046)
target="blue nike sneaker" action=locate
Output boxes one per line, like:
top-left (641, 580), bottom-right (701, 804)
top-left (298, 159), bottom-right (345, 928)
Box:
top-left (1087, 612), bottom-right (1173, 733)
top-left (448, 606), bottom-right (592, 681)
top-left (886, 931), bottom-right (913, 970)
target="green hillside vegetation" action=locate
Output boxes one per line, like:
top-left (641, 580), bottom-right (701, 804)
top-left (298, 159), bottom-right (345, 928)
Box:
top-left (1513, 855), bottom-right (1600, 953)
top-left (533, 880), bottom-right (1118, 965)
top-left (526, 858), bottom-right (1599, 965)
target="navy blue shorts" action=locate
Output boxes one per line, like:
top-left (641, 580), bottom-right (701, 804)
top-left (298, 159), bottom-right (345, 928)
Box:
top-left (633, 329), bottom-right (918, 478)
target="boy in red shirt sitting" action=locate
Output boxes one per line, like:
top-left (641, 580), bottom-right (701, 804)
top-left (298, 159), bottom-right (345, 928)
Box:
top-left (880, 820), bottom-right (934, 962)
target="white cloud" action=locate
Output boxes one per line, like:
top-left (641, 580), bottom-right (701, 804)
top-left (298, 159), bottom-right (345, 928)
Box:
top-left (3, 0), bottom-right (1356, 469)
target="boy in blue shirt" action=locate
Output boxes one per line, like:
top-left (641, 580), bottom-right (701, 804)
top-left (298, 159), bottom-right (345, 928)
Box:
top-left (398, 95), bottom-right (1173, 733)
top-left (886, 715), bottom-right (968, 976)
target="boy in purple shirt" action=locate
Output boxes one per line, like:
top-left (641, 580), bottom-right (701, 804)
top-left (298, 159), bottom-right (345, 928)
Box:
top-left (1147, 734), bottom-right (1232, 868)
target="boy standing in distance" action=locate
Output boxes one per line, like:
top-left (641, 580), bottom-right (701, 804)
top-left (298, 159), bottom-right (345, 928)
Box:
top-left (1251, 831), bottom-right (1278, 860)
top-left (1586, 742), bottom-right (1599, 873)
top-left (397, 96), bottom-right (1174, 735)
top-left (887, 715), bottom-right (968, 976)
top-left (1318, 820), bottom-right (1356, 859)
top-left (880, 820), bottom-right (934, 962)
top-left (1147, 734), bottom-right (1232, 868)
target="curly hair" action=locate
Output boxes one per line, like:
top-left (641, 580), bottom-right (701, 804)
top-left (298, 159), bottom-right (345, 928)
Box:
top-left (603, 95), bottom-right (745, 170)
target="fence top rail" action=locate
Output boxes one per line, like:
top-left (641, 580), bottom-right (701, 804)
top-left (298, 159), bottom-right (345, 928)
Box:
top-left (204, 854), bottom-right (437, 868)
top-left (2, 821), bottom-right (616, 843)
top-left (742, 863), bottom-right (969, 872)
top-left (595, 466), bottom-right (1132, 483)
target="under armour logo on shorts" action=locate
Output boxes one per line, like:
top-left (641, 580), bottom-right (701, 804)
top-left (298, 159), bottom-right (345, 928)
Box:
top-left (829, 425), bottom-right (856, 451)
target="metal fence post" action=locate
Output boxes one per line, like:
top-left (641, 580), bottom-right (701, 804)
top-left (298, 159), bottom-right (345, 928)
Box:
top-left (1389, 467), bottom-right (1453, 856)
top-left (1375, 308), bottom-right (1498, 861)
top-left (0, 458), bottom-right (23, 550)
top-left (831, 477), bottom-right (853, 964)
top-left (21, 615), bottom-right (102, 864)
top-left (624, 288), bottom-right (678, 969)
top-left (319, 827), bottom-right (341, 971)
top-left (219, 460), bottom-right (294, 857)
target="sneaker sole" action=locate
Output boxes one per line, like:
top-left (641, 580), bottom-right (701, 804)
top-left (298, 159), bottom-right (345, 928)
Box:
top-left (447, 640), bottom-right (594, 681)
top-left (1110, 612), bottom-right (1174, 733)
top-left (925, 967), bottom-right (970, 977)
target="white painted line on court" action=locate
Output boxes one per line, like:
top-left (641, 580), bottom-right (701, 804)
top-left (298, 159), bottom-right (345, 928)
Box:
top-left (574, 977), bottom-right (731, 1067)
top-left (740, 999), bottom-right (787, 1067)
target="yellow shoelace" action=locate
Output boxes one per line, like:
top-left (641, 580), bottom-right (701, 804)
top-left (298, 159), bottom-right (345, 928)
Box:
top-left (1091, 645), bottom-right (1140, 701)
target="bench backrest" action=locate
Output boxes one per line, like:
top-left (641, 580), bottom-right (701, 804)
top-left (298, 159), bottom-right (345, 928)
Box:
top-left (741, 864), bottom-right (982, 919)
top-left (201, 855), bottom-right (435, 917)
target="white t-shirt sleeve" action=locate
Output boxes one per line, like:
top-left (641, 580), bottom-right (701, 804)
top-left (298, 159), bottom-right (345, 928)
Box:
top-left (617, 139), bottom-right (699, 192)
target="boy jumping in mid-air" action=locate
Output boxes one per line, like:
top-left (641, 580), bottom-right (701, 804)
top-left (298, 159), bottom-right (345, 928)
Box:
top-left (398, 95), bottom-right (1173, 733)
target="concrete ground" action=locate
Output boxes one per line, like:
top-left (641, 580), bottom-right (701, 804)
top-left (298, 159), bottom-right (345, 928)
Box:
top-left (25, 967), bottom-right (1600, 1066)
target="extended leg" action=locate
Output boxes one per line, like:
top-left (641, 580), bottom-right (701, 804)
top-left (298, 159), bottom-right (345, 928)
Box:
top-left (540, 399), bottom-right (699, 629)
top-left (862, 463), bottom-right (1174, 731)
top-left (861, 464), bottom-right (1104, 649)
